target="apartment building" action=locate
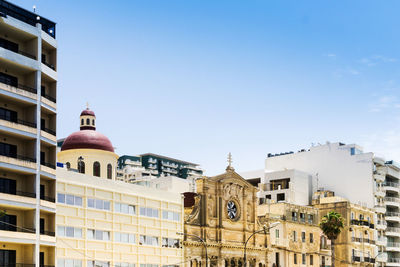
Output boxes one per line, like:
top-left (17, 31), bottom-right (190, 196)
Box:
top-left (265, 142), bottom-right (392, 266)
top-left (258, 202), bottom-right (330, 267)
top-left (117, 153), bottom-right (203, 181)
top-left (313, 191), bottom-right (377, 266)
top-left (0, 1), bottom-right (57, 266)
top-left (56, 167), bottom-right (184, 267)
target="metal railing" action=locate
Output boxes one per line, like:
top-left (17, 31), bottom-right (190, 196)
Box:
top-left (0, 115), bottom-right (36, 128)
top-left (387, 242), bottom-right (400, 247)
top-left (40, 230), bottom-right (55, 236)
top-left (0, 43), bottom-right (36, 59)
top-left (1, 264), bottom-right (35, 267)
top-left (40, 195), bottom-right (55, 203)
top-left (42, 127), bottom-right (56, 136)
top-left (40, 161), bottom-right (56, 169)
top-left (386, 227), bottom-right (400, 233)
top-left (0, 80), bottom-right (37, 94)
top-left (0, 153), bottom-right (36, 163)
top-left (386, 212), bottom-right (400, 217)
top-left (383, 182), bottom-right (400, 188)
top-left (384, 197), bottom-right (400, 203)
top-left (42, 61), bottom-right (55, 70)
top-left (388, 258), bottom-right (400, 263)
top-left (352, 256), bottom-right (361, 262)
top-left (42, 93), bottom-right (56, 103)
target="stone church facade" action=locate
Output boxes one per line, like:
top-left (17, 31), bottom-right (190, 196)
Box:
top-left (183, 165), bottom-right (269, 267)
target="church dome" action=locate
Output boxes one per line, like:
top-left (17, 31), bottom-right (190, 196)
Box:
top-left (61, 107), bottom-right (114, 152)
top-left (61, 130), bottom-right (114, 152)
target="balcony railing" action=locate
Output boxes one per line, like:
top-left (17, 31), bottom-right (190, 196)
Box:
top-left (386, 227), bottom-right (400, 233)
top-left (40, 230), bottom-right (55, 236)
top-left (42, 93), bottom-right (56, 103)
top-left (387, 242), bottom-right (400, 247)
top-left (389, 258), bottom-right (400, 263)
top-left (350, 219), bottom-right (373, 228)
top-left (0, 152), bottom-right (36, 163)
top-left (42, 61), bottom-right (55, 70)
top-left (40, 195), bottom-right (55, 203)
top-left (0, 43), bottom-right (36, 60)
top-left (42, 127), bottom-right (56, 136)
top-left (2, 264), bottom-right (35, 267)
top-left (0, 115), bottom-right (36, 128)
top-left (40, 161), bottom-right (56, 169)
top-left (383, 182), bottom-right (400, 188)
top-left (386, 212), bottom-right (400, 217)
top-left (0, 79), bottom-right (37, 94)
top-left (352, 256), bottom-right (361, 262)
top-left (385, 197), bottom-right (400, 203)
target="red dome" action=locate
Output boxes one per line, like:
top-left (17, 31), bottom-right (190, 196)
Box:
top-left (80, 109), bottom-right (95, 116)
top-left (61, 130), bottom-right (114, 152)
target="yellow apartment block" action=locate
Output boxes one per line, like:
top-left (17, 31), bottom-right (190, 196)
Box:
top-left (258, 202), bottom-right (331, 267)
top-left (313, 191), bottom-right (376, 267)
top-left (56, 167), bottom-right (184, 267)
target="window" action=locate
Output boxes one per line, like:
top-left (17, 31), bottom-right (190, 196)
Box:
top-left (115, 263), bottom-right (135, 267)
top-left (57, 259), bottom-right (83, 267)
top-left (359, 214), bottom-right (364, 221)
top-left (310, 233), bottom-right (314, 243)
top-left (140, 265), bottom-right (158, 267)
top-left (294, 254), bottom-right (297, 264)
top-left (107, 164), bottom-right (112, 179)
top-left (300, 213), bottom-right (305, 222)
top-left (275, 229), bottom-right (279, 238)
top-left (81, 119), bottom-right (84, 125)
top-left (140, 207), bottom-right (159, 218)
top-left (301, 232), bottom-right (306, 242)
top-left (87, 198), bottom-right (110, 211)
top-left (293, 231), bottom-right (297, 242)
top-left (302, 254), bottom-right (306, 265)
top-left (77, 160), bottom-right (85, 174)
top-left (0, 142), bottom-right (17, 158)
top-left (115, 203), bottom-right (136, 215)
top-left (351, 212), bottom-right (354, 220)
top-left (0, 178), bottom-right (16, 195)
top-left (139, 235), bottom-right (159, 246)
top-left (93, 162), bottom-right (100, 177)
top-left (0, 107), bottom-right (17, 123)
top-left (162, 237), bottom-right (180, 248)
top-left (114, 232), bottom-right (135, 244)
top-left (66, 162), bottom-right (71, 169)
top-left (86, 118), bottom-right (90, 125)
top-left (310, 255), bottom-right (313, 265)
top-left (277, 193), bottom-right (285, 201)
top-left (57, 193), bottom-right (82, 206)
top-left (57, 226), bottom-right (82, 238)
top-left (87, 229), bottom-right (110, 241)
top-left (162, 210), bottom-right (180, 221)
top-left (292, 212), bottom-right (297, 221)
top-left (308, 214), bottom-right (314, 224)
top-left (266, 195), bottom-right (271, 199)
top-left (92, 119), bottom-right (95, 126)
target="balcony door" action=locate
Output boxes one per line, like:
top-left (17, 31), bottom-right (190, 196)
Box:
top-left (0, 142), bottom-right (17, 158)
top-left (0, 72), bottom-right (18, 87)
top-left (0, 249), bottom-right (16, 267)
top-left (40, 151), bottom-right (45, 165)
top-left (40, 218), bottom-right (45, 235)
top-left (40, 252), bottom-right (44, 266)
top-left (0, 37), bottom-right (18, 53)
top-left (0, 107), bottom-right (17, 123)
top-left (0, 178), bottom-right (16, 195)
top-left (0, 214), bottom-right (16, 231)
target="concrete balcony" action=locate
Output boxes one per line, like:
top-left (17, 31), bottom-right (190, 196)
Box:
top-left (376, 219), bottom-right (387, 230)
top-left (374, 173), bottom-right (386, 183)
top-left (385, 197), bottom-right (400, 208)
top-left (40, 129), bottom-right (56, 145)
top-left (388, 258), bottom-right (400, 267)
top-left (376, 237), bottom-right (387, 246)
top-left (0, 118), bottom-right (37, 139)
top-left (384, 182), bottom-right (400, 193)
top-left (270, 238), bottom-right (289, 248)
top-left (41, 95), bottom-right (56, 110)
top-left (386, 212), bottom-right (400, 223)
top-left (375, 189), bottom-right (386, 198)
top-left (376, 253), bottom-right (388, 263)
top-left (386, 227), bottom-right (400, 237)
top-left (387, 242), bottom-right (400, 252)
top-left (0, 154), bottom-right (36, 173)
top-left (0, 81), bottom-right (37, 103)
top-left (0, 228), bottom-right (36, 244)
top-left (0, 47), bottom-right (39, 71)
top-left (375, 204), bottom-right (387, 214)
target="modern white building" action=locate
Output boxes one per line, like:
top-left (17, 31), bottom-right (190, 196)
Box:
top-left (257, 169), bottom-right (316, 206)
top-left (0, 1), bottom-right (57, 266)
top-left (265, 142), bottom-right (399, 266)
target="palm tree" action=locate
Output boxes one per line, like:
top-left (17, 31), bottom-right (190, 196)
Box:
top-left (320, 211), bottom-right (344, 267)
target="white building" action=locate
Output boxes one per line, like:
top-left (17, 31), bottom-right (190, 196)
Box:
top-left (265, 142), bottom-right (398, 266)
top-left (258, 169), bottom-right (316, 206)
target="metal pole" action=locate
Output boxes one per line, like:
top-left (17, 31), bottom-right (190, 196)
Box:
top-left (244, 228), bottom-right (267, 267)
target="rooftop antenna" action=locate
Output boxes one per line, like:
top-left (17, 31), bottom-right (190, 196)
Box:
top-left (33, 5), bottom-right (36, 13)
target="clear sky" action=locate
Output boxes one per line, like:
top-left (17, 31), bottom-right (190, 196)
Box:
top-left (13, 0), bottom-right (400, 175)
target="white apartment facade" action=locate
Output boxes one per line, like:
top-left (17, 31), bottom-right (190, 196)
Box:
top-left (265, 142), bottom-right (399, 266)
top-left (0, 1), bottom-right (57, 266)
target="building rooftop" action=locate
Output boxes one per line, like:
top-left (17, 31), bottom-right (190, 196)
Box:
top-left (0, 0), bottom-right (56, 38)
top-left (139, 153), bottom-right (199, 166)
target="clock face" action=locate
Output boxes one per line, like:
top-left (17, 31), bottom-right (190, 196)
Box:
top-left (227, 200), bottom-right (238, 220)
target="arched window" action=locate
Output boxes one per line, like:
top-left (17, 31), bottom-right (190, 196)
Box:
top-left (86, 118), bottom-right (90, 125)
top-left (93, 161), bottom-right (101, 177)
top-left (66, 162), bottom-right (71, 169)
top-left (107, 164), bottom-right (112, 179)
top-left (81, 119), bottom-right (84, 125)
top-left (78, 160), bottom-right (85, 174)
top-left (92, 119), bottom-right (95, 126)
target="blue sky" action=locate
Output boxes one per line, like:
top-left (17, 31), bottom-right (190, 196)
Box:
top-left (13, 0), bottom-right (400, 175)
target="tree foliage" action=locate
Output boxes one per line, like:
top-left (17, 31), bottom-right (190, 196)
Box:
top-left (320, 211), bottom-right (344, 240)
